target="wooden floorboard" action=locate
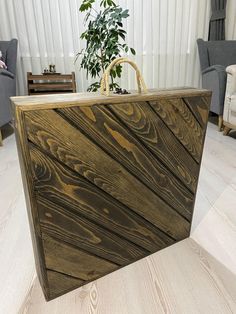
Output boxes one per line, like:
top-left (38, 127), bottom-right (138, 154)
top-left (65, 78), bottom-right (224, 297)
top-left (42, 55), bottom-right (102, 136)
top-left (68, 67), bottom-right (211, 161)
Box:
top-left (22, 238), bottom-right (236, 314)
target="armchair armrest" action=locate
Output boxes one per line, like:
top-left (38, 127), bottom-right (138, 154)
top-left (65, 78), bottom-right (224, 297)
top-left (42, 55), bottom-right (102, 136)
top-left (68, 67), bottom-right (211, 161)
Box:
top-left (202, 65), bottom-right (226, 75)
top-left (226, 64), bottom-right (236, 75)
top-left (224, 65), bottom-right (236, 99)
top-left (0, 69), bottom-right (15, 79)
top-left (201, 65), bottom-right (226, 115)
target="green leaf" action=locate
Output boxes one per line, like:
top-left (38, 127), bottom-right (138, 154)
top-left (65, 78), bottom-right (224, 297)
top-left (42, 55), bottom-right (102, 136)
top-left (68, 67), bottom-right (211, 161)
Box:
top-left (79, 0), bottom-right (95, 12)
top-left (77, 0), bottom-right (135, 92)
top-left (130, 48), bottom-right (136, 55)
top-left (118, 33), bottom-right (126, 40)
top-left (121, 9), bottom-right (129, 18)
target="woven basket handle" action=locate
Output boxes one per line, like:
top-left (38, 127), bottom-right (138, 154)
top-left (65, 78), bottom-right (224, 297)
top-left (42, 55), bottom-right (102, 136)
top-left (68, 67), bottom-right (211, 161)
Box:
top-left (100, 57), bottom-right (148, 96)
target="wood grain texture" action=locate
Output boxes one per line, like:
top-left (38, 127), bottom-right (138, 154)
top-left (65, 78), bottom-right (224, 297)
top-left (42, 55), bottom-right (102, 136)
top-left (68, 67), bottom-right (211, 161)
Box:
top-left (24, 109), bottom-right (190, 240)
top-left (183, 96), bottom-right (210, 128)
top-left (58, 105), bottom-right (194, 219)
top-left (38, 195), bottom-right (148, 265)
top-left (13, 88), bottom-right (210, 301)
top-left (149, 98), bottom-right (204, 162)
top-left (30, 145), bottom-right (174, 252)
top-left (47, 271), bottom-right (84, 300)
top-left (109, 101), bottom-right (199, 191)
top-left (43, 234), bottom-right (118, 281)
top-left (12, 88), bottom-right (211, 109)
top-left (14, 107), bottom-right (50, 298)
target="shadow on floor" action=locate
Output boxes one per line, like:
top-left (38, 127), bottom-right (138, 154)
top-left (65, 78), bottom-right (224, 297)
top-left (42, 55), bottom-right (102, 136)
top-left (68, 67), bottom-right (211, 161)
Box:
top-left (1, 123), bottom-right (14, 141)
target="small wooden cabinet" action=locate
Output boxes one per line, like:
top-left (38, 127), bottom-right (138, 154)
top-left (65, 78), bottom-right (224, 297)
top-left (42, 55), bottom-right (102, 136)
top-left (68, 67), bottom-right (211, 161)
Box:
top-left (27, 72), bottom-right (76, 95)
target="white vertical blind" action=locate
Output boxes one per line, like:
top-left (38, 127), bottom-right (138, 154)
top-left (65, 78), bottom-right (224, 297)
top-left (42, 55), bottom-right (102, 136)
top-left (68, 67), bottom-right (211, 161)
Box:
top-left (1, 0), bottom-right (234, 96)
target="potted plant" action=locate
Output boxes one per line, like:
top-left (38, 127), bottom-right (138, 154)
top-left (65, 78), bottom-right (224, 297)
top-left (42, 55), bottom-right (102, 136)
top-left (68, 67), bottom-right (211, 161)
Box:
top-left (76, 0), bottom-right (136, 92)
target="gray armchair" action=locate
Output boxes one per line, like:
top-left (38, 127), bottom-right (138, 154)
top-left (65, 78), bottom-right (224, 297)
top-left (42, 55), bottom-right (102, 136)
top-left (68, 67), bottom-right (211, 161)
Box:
top-left (0, 39), bottom-right (18, 145)
top-left (197, 38), bottom-right (236, 130)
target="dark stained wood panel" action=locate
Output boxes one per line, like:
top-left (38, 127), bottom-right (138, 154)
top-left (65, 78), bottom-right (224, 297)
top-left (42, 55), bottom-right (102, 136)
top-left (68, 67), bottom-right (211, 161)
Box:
top-left (13, 88), bottom-right (210, 301)
top-left (38, 195), bottom-right (148, 265)
top-left (47, 270), bottom-right (85, 300)
top-left (30, 145), bottom-right (174, 252)
top-left (58, 106), bottom-right (194, 219)
top-left (109, 102), bottom-right (199, 191)
top-left (24, 110), bottom-right (190, 240)
top-left (43, 234), bottom-right (118, 281)
top-left (149, 99), bottom-right (203, 162)
top-left (183, 96), bottom-right (210, 128)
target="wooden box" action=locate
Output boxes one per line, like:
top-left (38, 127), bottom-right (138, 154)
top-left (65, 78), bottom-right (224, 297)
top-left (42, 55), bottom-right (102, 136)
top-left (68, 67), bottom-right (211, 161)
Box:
top-left (12, 88), bottom-right (211, 301)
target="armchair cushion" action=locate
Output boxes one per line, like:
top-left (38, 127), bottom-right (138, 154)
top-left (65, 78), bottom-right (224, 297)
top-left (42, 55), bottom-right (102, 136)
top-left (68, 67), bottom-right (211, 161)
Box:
top-left (0, 69), bottom-right (14, 79)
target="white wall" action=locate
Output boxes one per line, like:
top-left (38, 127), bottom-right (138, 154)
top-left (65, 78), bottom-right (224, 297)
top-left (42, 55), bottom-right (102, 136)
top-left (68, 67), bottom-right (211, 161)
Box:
top-left (0, 0), bottom-right (235, 95)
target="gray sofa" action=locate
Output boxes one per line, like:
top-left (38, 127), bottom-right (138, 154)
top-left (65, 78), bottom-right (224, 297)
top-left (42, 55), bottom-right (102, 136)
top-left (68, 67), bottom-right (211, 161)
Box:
top-left (197, 38), bottom-right (236, 130)
top-left (0, 39), bottom-right (18, 144)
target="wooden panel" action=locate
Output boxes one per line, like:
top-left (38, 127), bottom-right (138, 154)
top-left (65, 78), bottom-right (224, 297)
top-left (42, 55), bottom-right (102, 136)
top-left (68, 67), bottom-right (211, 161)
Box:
top-left (13, 88), bottom-right (210, 301)
top-left (183, 96), bottom-right (210, 128)
top-left (28, 74), bottom-right (73, 80)
top-left (46, 271), bottom-right (84, 300)
top-left (38, 195), bottom-right (148, 265)
top-left (43, 234), bottom-right (118, 281)
top-left (24, 110), bottom-right (190, 240)
top-left (30, 145), bottom-right (173, 252)
top-left (109, 102), bottom-right (199, 191)
top-left (59, 106), bottom-right (194, 219)
top-left (29, 83), bottom-right (73, 90)
top-left (149, 98), bottom-right (204, 162)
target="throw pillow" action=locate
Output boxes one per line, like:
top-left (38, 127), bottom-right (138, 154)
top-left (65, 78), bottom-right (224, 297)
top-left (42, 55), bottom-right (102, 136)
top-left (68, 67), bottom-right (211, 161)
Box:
top-left (0, 51), bottom-right (7, 69)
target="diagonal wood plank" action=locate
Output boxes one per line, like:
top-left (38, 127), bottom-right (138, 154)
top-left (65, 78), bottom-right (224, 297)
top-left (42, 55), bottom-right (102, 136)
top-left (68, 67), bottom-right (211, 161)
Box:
top-left (183, 96), bottom-right (210, 128)
top-left (109, 101), bottom-right (199, 191)
top-left (37, 195), bottom-right (148, 265)
top-left (25, 110), bottom-right (190, 240)
top-left (46, 270), bottom-right (85, 300)
top-left (58, 106), bottom-right (194, 219)
top-left (149, 98), bottom-right (205, 162)
top-left (43, 234), bottom-right (118, 282)
top-left (30, 145), bottom-right (174, 252)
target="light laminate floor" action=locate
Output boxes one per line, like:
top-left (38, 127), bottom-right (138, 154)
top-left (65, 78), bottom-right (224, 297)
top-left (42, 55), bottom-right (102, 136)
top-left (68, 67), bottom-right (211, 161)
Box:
top-left (0, 123), bottom-right (236, 314)
top-left (22, 238), bottom-right (236, 314)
